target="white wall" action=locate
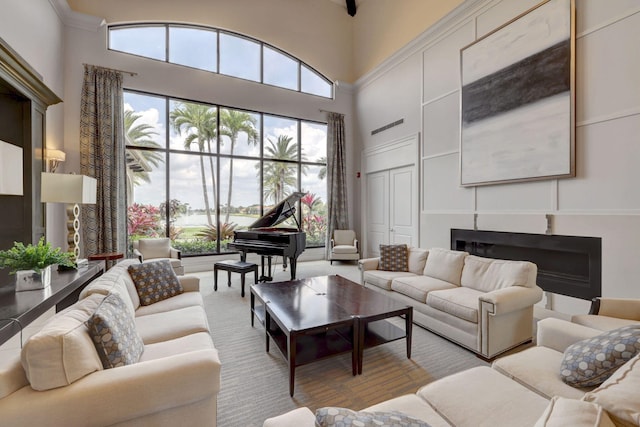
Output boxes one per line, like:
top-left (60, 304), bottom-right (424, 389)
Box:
top-left (0, 0), bottom-right (68, 249)
top-left (355, 0), bottom-right (640, 317)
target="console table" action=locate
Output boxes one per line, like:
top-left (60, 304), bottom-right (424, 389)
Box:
top-left (0, 261), bottom-right (104, 346)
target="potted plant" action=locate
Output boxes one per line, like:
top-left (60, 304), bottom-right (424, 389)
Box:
top-left (0, 237), bottom-right (74, 291)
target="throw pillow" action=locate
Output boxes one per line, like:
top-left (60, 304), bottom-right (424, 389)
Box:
top-left (86, 293), bottom-right (144, 369)
top-left (128, 260), bottom-right (183, 306)
top-left (560, 324), bottom-right (640, 387)
top-left (379, 244), bottom-right (409, 272)
top-left (582, 353), bottom-right (640, 427)
top-left (315, 407), bottom-right (431, 427)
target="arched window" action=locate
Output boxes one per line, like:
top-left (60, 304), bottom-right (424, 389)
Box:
top-left (109, 24), bottom-right (333, 98)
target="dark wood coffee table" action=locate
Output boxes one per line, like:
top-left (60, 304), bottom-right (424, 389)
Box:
top-left (250, 275), bottom-right (412, 395)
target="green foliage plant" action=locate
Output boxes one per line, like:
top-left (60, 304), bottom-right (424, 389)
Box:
top-left (0, 237), bottom-right (74, 274)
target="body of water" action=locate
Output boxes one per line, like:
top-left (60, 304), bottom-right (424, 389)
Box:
top-left (174, 214), bottom-right (256, 227)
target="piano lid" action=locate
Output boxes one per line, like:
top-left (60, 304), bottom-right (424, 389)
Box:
top-left (248, 192), bottom-right (306, 230)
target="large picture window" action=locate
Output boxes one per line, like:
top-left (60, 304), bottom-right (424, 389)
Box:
top-left (125, 91), bottom-right (328, 256)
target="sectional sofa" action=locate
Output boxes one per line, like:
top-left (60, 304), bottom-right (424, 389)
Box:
top-left (359, 247), bottom-right (543, 358)
top-left (0, 259), bottom-right (221, 426)
top-left (263, 317), bottom-right (640, 426)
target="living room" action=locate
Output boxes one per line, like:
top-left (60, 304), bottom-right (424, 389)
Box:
top-left (0, 0), bottom-right (639, 425)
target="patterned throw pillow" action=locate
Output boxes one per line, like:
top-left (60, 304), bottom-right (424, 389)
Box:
top-left (379, 244), bottom-right (409, 272)
top-left (86, 293), bottom-right (144, 369)
top-left (316, 407), bottom-right (431, 427)
top-left (128, 260), bottom-right (183, 306)
top-left (560, 324), bottom-right (640, 387)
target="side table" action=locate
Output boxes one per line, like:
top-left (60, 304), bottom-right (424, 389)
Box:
top-left (88, 252), bottom-right (124, 270)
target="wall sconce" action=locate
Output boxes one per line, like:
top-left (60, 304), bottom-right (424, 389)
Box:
top-left (44, 149), bottom-right (66, 173)
top-left (0, 140), bottom-right (23, 195)
top-left (41, 172), bottom-right (97, 265)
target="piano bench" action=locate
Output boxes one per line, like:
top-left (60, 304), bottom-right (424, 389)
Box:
top-left (214, 260), bottom-right (259, 298)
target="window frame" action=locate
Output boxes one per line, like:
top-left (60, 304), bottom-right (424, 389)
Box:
top-left (108, 23), bottom-right (334, 99)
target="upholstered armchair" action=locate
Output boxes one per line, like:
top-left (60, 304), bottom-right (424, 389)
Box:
top-left (571, 297), bottom-right (640, 331)
top-left (132, 237), bottom-right (184, 275)
top-left (329, 229), bottom-right (359, 264)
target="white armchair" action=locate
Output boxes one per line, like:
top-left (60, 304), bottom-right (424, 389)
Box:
top-left (571, 297), bottom-right (640, 331)
top-left (132, 238), bottom-right (184, 275)
top-left (329, 229), bottom-right (359, 264)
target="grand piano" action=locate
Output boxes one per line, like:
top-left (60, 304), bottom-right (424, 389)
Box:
top-left (229, 192), bottom-right (306, 281)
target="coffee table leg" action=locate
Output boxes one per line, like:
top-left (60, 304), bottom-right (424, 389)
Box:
top-left (358, 319), bottom-right (365, 375)
top-left (265, 311), bottom-right (271, 353)
top-left (406, 308), bottom-right (413, 359)
top-left (352, 320), bottom-right (359, 376)
top-left (250, 292), bottom-right (255, 327)
top-left (288, 333), bottom-right (296, 396)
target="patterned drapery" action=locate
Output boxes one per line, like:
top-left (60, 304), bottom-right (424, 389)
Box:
top-left (80, 65), bottom-right (126, 257)
top-left (326, 112), bottom-right (349, 259)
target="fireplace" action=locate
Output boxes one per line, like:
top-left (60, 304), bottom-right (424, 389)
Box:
top-left (451, 229), bottom-right (602, 300)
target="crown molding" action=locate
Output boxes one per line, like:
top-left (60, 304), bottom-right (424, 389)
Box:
top-left (354, 0), bottom-right (494, 90)
top-left (48, 0), bottom-right (105, 32)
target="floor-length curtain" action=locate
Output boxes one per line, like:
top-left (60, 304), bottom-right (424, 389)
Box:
top-left (326, 112), bottom-right (349, 259)
top-left (80, 65), bottom-right (126, 257)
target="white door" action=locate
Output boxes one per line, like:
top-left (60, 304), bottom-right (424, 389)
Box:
top-left (390, 166), bottom-right (417, 247)
top-left (365, 166), bottom-right (417, 257)
top-left (366, 170), bottom-right (389, 257)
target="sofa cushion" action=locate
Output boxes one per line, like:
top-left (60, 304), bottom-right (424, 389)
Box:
top-left (134, 291), bottom-right (204, 317)
top-left (80, 259), bottom-right (141, 311)
top-left (560, 325), bottom-right (640, 387)
top-left (135, 305), bottom-right (210, 344)
top-left (534, 396), bottom-right (615, 427)
top-left (87, 293), bottom-right (145, 369)
top-left (461, 255), bottom-right (537, 292)
top-left (332, 245), bottom-right (358, 254)
top-left (583, 353), bottom-right (640, 427)
top-left (315, 407), bottom-right (430, 427)
top-left (364, 395), bottom-right (451, 427)
top-left (391, 275), bottom-right (457, 303)
top-left (128, 260), bottom-right (184, 306)
top-left (364, 270), bottom-right (417, 291)
top-left (426, 287), bottom-right (483, 323)
top-left (407, 248), bottom-right (428, 275)
top-left (417, 366), bottom-right (549, 427)
top-left (422, 248), bottom-right (467, 286)
top-left (379, 244), bottom-right (409, 272)
top-left (21, 293), bottom-right (106, 391)
top-left (492, 346), bottom-right (590, 400)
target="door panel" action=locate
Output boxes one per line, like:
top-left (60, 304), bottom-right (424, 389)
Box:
top-left (390, 166), bottom-right (416, 246)
top-left (366, 171), bottom-right (388, 257)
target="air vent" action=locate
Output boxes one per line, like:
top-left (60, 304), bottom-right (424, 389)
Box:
top-left (371, 119), bottom-right (404, 135)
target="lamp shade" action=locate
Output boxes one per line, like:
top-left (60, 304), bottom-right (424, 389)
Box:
top-left (0, 140), bottom-right (24, 196)
top-left (41, 172), bottom-right (97, 204)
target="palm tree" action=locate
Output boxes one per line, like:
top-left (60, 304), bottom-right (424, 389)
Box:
top-left (169, 102), bottom-right (217, 226)
top-left (219, 109), bottom-right (258, 224)
top-left (260, 135), bottom-right (301, 204)
top-left (317, 156), bottom-right (327, 180)
top-left (124, 110), bottom-right (163, 205)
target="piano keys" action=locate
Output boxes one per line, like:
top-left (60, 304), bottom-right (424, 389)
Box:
top-left (229, 192), bottom-right (306, 281)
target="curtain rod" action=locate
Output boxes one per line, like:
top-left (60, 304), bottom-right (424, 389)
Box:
top-left (83, 63), bottom-right (138, 76)
top-left (319, 109), bottom-right (340, 114)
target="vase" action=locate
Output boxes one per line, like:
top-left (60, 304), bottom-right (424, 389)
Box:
top-left (15, 265), bottom-right (52, 292)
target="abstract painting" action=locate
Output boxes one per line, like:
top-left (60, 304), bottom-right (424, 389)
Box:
top-left (460, 0), bottom-right (575, 186)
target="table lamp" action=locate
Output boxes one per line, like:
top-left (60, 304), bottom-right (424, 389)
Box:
top-left (41, 172), bottom-right (97, 266)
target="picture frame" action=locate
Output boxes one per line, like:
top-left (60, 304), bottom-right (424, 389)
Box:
top-left (459, 0), bottom-right (575, 187)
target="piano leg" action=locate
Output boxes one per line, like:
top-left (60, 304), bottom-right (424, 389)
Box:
top-left (283, 257), bottom-right (287, 271)
top-left (259, 255), bottom-right (273, 282)
top-left (289, 257), bottom-right (297, 280)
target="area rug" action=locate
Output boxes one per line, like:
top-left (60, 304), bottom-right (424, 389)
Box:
top-left (196, 260), bottom-right (488, 426)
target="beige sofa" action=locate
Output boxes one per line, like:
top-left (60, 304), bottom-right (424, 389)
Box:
top-left (263, 317), bottom-right (640, 426)
top-left (359, 247), bottom-right (543, 359)
top-left (0, 259), bottom-right (221, 426)
top-left (571, 297), bottom-right (640, 331)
